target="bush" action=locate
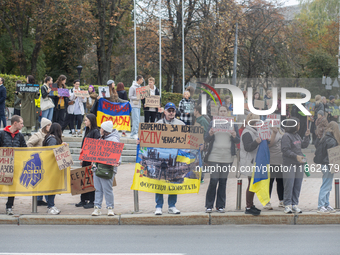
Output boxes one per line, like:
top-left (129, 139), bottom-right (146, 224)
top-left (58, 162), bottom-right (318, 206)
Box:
top-left (0, 73), bottom-right (27, 107)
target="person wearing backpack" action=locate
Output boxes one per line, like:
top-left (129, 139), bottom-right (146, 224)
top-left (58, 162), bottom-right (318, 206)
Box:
top-left (314, 121), bottom-right (339, 213)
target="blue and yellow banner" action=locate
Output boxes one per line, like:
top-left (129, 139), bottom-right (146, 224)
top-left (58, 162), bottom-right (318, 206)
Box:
top-left (0, 146), bottom-right (70, 196)
top-left (131, 145), bottom-right (201, 194)
top-left (97, 98), bottom-right (131, 131)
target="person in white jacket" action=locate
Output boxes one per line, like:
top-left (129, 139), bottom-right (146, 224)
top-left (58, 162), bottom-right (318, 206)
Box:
top-left (128, 75), bottom-right (144, 139)
top-left (66, 80), bottom-right (86, 137)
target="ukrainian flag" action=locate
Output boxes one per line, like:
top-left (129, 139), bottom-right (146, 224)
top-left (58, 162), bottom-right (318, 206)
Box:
top-left (249, 140), bottom-right (271, 206)
top-left (97, 98), bottom-right (131, 131)
top-left (176, 149), bottom-right (196, 164)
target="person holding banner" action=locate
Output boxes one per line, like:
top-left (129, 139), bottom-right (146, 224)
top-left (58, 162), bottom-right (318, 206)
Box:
top-left (53, 75), bottom-right (69, 126)
top-left (128, 75), bottom-right (144, 139)
top-left (0, 77), bottom-right (7, 128)
top-left (281, 117), bottom-right (310, 214)
top-left (17, 75), bottom-right (40, 136)
top-left (142, 77), bottom-right (160, 123)
top-left (76, 114), bottom-right (101, 209)
top-left (204, 105), bottom-right (240, 213)
top-left (116, 82), bottom-right (128, 136)
top-left (42, 123), bottom-right (63, 214)
top-left (0, 115), bottom-right (27, 215)
top-left (40, 76), bottom-right (55, 121)
top-left (91, 121), bottom-right (121, 216)
top-left (314, 121), bottom-right (339, 213)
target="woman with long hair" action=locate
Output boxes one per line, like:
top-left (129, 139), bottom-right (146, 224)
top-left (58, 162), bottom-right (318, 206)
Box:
top-left (86, 85), bottom-right (98, 112)
top-left (42, 123), bottom-right (63, 214)
top-left (314, 121), bottom-right (340, 213)
top-left (116, 82), bottom-right (128, 137)
top-left (17, 75), bottom-right (40, 136)
top-left (53, 75), bottom-right (69, 126)
top-left (40, 76), bottom-right (55, 121)
top-left (106, 80), bottom-right (128, 104)
top-left (76, 114), bottom-right (101, 209)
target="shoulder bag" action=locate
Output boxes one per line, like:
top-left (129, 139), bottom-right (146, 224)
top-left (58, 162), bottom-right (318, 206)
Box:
top-left (40, 85), bottom-right (55, 111)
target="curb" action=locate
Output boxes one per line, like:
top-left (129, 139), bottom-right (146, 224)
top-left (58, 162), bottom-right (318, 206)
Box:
top-left (1, 212), bottom-right (340, 225)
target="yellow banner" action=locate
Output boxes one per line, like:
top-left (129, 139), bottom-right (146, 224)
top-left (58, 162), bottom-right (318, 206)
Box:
top-left (0, 146), bottom-right (70, 196)
top-left (97, 111), bottom-right (131, 131)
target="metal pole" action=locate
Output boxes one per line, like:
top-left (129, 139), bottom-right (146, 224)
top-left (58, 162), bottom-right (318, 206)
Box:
top-left (236, 179), bottom-right (242, 210)
top-left (182, 0), bottom-right (185, 93)
top-left (335, 178), bottom-right (340, 209)
top-left (32, 196), bottom-right (37, 213)
top-left (134, 0), bottom-right (137, 79)
top-left (159, 0), bottom-right (162, 98)
top-left (134, 190), bottom-right (139, 212)
top-left (232, 23), bottom-right (238, 86)
top-left (338, 7), bottom-right (340, 79)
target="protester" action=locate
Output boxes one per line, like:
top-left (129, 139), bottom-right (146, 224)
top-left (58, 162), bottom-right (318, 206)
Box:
top-left (327, 95), bottom-right (338, 123)
top-left (91, 121), bottom-right (121, 216)
top-left (224, 96), bottom-right (233, 111)
top-left (13, 80), bottom-right (22, 116)
top-left (291, 93), bottom-right (308, 139)
top-left (40, 76), bottom-right (55, 121)
top-left (281, 117), bottom-right (310, 214)
top-left (240, 113), bottom-right (262, 216)
top-left (265, 127), bottom-right (285, 209)
top-left (204, 105), bottom-right (240, 213)
top-left (314, 121), bottom-right (339, 213)
top-left (0, 77), bottom-right (7, 128)
top-left (27, 117), bottom-right (52, 206)
top-left (193, 106), bottom-right (210, 133)
top-left (310, 95), bottom-right (324, 144)
top-left (76, 114), bottom-right (101, 209)
top-left (17, 75), bottom-right (40, 136)
top-left (42, 123), bottom-right (63, 215)
top-left (86, 85), bottom-right (99, 112)
top-left (253, 92), bottom-right (262, 110)
top-left (53, 75), bottom-right (69, 126)
top-left (128, 76), bottom-right (144, 139)
top-left (116, 82), bottom-right (128, 136)
top-left (264, 90), bottom-right (272, 110)
top-left (179, 91), bottom-right (193, 125)
top-left (142, 77), bottom-right (160, 123)
top-left (0, 115), bottom-right (27, 215)
top-left (321, 96), bottom-right (328, 120)
top-left (315, 110), bottom-right (328, 140)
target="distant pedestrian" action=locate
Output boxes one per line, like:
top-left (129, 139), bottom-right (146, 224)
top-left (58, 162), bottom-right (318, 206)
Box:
top-left (128, 75), bottom-right (144, 139)
top-left (0, 77), bottom-right (7, 128)
top-left (40, 76), bottom-right (55, 121)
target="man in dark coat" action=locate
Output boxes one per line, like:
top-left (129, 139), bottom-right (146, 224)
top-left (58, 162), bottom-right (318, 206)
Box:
top-left (0, 77), bottom-right (7, 128)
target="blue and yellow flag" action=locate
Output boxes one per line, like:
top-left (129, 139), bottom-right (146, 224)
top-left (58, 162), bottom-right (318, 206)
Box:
top-left (176, 149), bottom-right (196, 164)
top-left (97, 98), bottom-right (131, 131)
top-left (0, 146), bottom-right (70, 196)
top-left (249, 140), bottom-right (270, 206)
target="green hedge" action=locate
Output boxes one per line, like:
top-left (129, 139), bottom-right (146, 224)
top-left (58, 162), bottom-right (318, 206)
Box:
top-left (0, 74), bottom-right (27, 107)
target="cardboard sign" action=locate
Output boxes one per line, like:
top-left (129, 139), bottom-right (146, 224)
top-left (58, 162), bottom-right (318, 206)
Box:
top-left (98, 86), bottom-right (111, 98)
top-left (145, 95), bottom-right (160, 108)
top-left (256, 120), bottom-right (271, 140)
top-left (266, 99), bottom-right (272, 108)
top-left (79, 138), bottom-right (124, 165)
top-left (212, 116), bottom-right (234, 132)
top-left (74, 90), bottom-right (90, 98)
top-left (210, 101), bottom-right (219, 116)
top-left (254, 100), bottom-right (265, 109)
top-left (70, 166), bottom-right (95, 195)
top-left (0, 149), bottom-right (14, 185)
top-left (136, 85), bottom-right (150, 100)
top-left (49, 83), bottom-right (59, 96)
top-left (57, 88), bottom-right (70, 97)
top-left (266, 114), bottom-right (281, 128)
top-left (16, 84), bottom-right (39, 93)
top-left (327, 146), bottom-right (340, 174)
top-left (53, 144), bottom-right (73, 170)
top-left (138, 123), bottom-right (204, 149)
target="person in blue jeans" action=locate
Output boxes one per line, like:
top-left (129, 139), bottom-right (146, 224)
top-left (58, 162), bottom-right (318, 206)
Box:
top-left (0, 77), bottom-right (7, 128)
top-left (128, 75), bottom-right (144, 139)
top-left (314, 121), bottom-right (339, 213)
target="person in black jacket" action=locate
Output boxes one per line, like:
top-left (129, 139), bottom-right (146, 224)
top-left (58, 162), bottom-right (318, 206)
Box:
top-left (142, 77), bottom-right (160, 123)
top-left (0, 77), bottom-right (7, 128)
top-left (116, 82), bottom-right (128, 137)
top-left (40, 76), bottom-right (54, 121)
top-left (314, 121), bottom-right (340, 213)
top-left (0, 115), bottom-right (27, 215)
top-left (42, 123), bottom-right (63, 215)
top-left (76, 114), bottom-right (101, 209)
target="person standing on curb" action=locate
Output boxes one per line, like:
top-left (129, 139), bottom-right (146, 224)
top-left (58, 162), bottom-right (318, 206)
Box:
top-left (91, 121), bottom-right (121, 216)
top-left (314, 121), bottom-right (339, 214)
top-left (128, 75), bottom-right (144, 139)
top-left (0, 115), bottom-right (27, 215)
top-left (0, 77), bottom-right (7, 128)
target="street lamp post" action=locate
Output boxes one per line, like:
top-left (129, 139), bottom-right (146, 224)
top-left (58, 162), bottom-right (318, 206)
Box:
top-left (76, 65), bottom-right (83, 81)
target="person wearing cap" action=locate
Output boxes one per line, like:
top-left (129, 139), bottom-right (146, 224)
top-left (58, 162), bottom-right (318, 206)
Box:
top-left (315, 110), bottom-right (328, 139)
top-left (91, 120), bottom-right (121, 216)
top-left (128, 75), bottom-right (144, 139)
top-left (327, 95), bottom-right (338, 123)
top-left (27, 117), bottom-right (52, 206)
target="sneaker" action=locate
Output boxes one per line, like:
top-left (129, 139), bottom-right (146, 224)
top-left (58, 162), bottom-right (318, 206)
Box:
top-left (155, 208), bottom-right (162, 215)
top-left (251, 205), bottom-right (261, 212)
top-left (6, 208), bottom-right (13, 215)
top-left (317, 206), bottom-right (330, 214)
top-left (72, 131), bottom-right (76, 137)
top-left (83, 202), bottom-right (94, 209)
top-left (37, 200), bottom-right (48, 206)
top-left (278, 201), bottom-right (284, 208)
top-left (284, 205), bottom-right (293, 214)
top-left (107, 207), bottom-right (114, 216)
top-left (122, 133), bottom-right (127, 137)
top-left (130, 134), bottom-right (138, 139)
top-left (217, 207), bottom-right (225, 213)
top-left (75, 201), bottom-right (87, 207)
top-left (264, 202), bottom-right (273, 210)
top-left (292, 205), bottom-right (302, 214)
top-left (326, 206), bottom-right (336, 213)
top-left (168, 207), bottom-right (180, 214)
top-left (77, 131), bottom-right (82, 137)
top-left (91, 206), bottom-right (101, 216)
top-left (47, 207), bottom-right (60, 215)
top-left (205, 208), bottom-right (212, 213)
top-left (245, 207), bottom-right (260, 216)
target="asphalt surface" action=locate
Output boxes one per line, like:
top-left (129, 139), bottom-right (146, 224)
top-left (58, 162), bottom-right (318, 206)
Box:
top-left (0, 225), bottom-right (339, 255)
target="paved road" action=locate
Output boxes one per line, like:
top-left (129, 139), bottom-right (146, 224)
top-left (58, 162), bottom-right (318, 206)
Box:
top-left (0, 225), bottom-right (339, 255)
